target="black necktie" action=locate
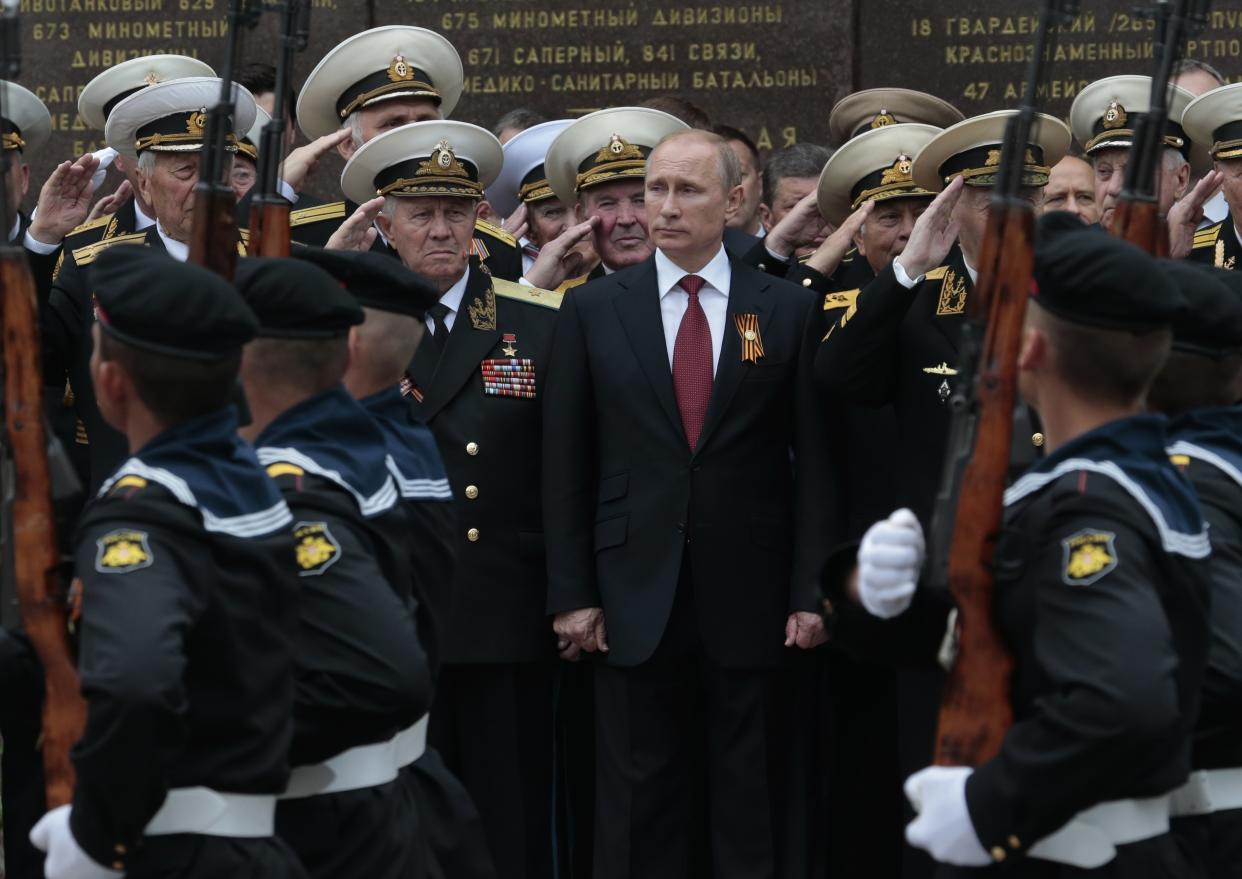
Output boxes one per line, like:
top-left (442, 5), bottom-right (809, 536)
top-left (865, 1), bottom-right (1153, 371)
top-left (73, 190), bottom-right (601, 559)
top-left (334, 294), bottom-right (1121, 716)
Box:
top-left (427, 303), bottom-right (451, 354)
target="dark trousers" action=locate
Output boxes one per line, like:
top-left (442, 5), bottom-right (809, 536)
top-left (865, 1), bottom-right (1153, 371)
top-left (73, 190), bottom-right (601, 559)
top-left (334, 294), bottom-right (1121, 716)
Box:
top-left (430, 663), bottom-right (556, 879)
top-left (936, 833), bottom-right (1197, 878)
top-left (1173, 809), bottom-right (1242, 879)
top-left (591, 575), bottom-right (787, 879)
top-left (275, 778), bottom-right (424, 879)
top-left (0, 630), bottom-right (46, 879)
top-left (404, 749), bottom-right (497, 879)
top-left (125, 835), bottom-right (307, 878)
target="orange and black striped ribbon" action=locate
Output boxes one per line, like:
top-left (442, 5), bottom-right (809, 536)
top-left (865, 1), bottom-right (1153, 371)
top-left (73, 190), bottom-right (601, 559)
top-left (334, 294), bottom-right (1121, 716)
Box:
top-left (734, 313), bottom-right (765, 363)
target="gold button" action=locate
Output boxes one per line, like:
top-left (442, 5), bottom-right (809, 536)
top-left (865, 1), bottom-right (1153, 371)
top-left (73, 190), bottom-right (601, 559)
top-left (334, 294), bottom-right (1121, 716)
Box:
top-left (991, 846), bottom-right (1007, 863)
top-left (802, 277), bottom-right (813, 287)
top-left (467, 528), bottom-right (480, 542)
top-left (464, 485), bottom-right (479, 499)
top-left (1032, 432), bottom-right (1045, 448)
top-left (114, 844), bottom-right (127, 855)
top-left (466, 442), bottom-right (479, 456)
top-left (758, 263), bottom-right (767, 271)
top-left (1008, 835), bottom-right (1021, 850)
top-left (113, 862), bottom-right (126, 870)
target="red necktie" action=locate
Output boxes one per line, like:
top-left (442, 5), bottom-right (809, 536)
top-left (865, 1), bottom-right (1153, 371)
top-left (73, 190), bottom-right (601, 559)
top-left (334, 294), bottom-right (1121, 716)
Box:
top-left (672, 274), bottom-right (712, 450)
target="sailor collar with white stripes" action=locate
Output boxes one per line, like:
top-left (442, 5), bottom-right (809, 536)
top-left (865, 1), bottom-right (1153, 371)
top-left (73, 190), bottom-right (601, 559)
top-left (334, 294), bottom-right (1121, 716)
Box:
top-left (1168, 406), bottom-right (1242, 491)
top-left (1004, 414), bottom-right (1210, 559)
top-left (359, 387), bottom-right (453, 502)
top-left (98, 407), bottom-right (292, 539)
top-left (254, 384), bottom-right (399, 518)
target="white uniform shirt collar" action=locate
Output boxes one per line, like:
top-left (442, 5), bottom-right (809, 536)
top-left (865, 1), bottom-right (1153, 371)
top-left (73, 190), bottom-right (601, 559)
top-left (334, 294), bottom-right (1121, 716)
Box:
top-left (134, 200), bottom-right (155, 231)
top-left (427, 266), bottom-right (471, 333)
top-left (157, 223), bottom-right (188, 262)
top-left (654, 245), bottom-right (731, 300)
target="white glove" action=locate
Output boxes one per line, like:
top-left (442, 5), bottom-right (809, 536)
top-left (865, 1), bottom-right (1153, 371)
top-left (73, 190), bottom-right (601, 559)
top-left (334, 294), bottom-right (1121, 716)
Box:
top-left (856, 508), bottom-right (924, 618)
top-left (905, 765), bottom-right (991, 867)
top-left (89, 148), bottom-right (118, 194)
top-left (30, 804), bottom-right (125, 879)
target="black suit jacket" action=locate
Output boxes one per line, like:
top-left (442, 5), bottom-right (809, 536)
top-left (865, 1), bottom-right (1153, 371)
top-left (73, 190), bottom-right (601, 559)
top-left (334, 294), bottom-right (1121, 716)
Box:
top-left (406, 265), bottom-right (561, 664)
top-left (542, 255), bottom-right (836, 669)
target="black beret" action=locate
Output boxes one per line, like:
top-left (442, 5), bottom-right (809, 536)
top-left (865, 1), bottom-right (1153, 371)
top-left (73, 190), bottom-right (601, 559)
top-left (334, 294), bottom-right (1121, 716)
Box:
top-left (1160, 260), bottom-right (1242, 356)
top-left (295, 247), bottom-right (440, 319)
top-left (234, 257), bottom-right (364, 338)
top-left (1031, 211), bottom-right (1184, 333)
top-left (90, 246), bottom-right (257, 360)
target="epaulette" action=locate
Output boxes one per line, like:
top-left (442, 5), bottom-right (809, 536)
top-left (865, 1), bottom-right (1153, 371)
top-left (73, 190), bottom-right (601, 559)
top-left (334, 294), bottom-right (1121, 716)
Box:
top-left (924, 266), bottom-right (951, 281)
top-left (555, 273), bottom-right (591, 294)
top-left (492, 277), bottom-right (562, 310)
top-left (52, 249), bottom-right (64, 282)
top-left (823, 288), bottom-right (859, 311)
top-left (66, 213), bottom-right (113, 237)
top-left (841, 247), bottom-right (857, 265)
top-left (71, 231), bottom-right (148, 267)
top-left (474, 217), bottom-right (516, 247)
top-left (289, 201), bottom-right (346, 228)
top-left (1192, 222), bottom-right (1223, 250)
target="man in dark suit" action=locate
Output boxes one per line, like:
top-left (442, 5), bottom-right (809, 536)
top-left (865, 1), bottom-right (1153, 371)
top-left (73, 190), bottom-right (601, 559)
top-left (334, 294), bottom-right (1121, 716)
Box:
top-left (543, 129), bottom-right (835, 878)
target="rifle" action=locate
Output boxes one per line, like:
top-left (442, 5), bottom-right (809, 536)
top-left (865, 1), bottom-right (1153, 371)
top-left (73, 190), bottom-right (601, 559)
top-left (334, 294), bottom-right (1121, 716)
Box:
top-left (0, 0), bottom-right (86, 807)
top-left (924, 0), bottom-right (1079, 768)
top-left (247, 0), bottom-right (311, 258)
top-left (188, 0), bottom-right (262, 277)
top-left (1112, 0), bottom-right (1211, 256)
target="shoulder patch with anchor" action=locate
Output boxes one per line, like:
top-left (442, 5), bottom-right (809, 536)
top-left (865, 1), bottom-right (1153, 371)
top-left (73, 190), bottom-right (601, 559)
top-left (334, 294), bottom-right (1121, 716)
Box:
top-left (95, 529), bottom-right (154, 574)
top-left (1061, 529), bottom-right (1118, 586)
top-left (492, 277), bottom-right (563, 310)
top-left (294, 521), bottom-right (341, 576)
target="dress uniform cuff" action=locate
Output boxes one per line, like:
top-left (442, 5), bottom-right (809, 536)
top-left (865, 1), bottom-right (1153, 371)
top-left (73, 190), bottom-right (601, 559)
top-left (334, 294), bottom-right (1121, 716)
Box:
top-left (764, 244), bottom-right (792, 265)
top-left (963, 760), bottom-right (1031, 864)
top-left (69, 800), bottom-right (135, 872)
top-left (892, 258), bottom-right (923, 289)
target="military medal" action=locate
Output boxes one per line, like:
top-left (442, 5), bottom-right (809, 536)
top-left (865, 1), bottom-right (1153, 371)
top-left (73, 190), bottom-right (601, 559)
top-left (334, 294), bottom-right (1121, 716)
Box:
top-left (481, 357), bottom-right (537, 399)
top-left (734, 313), bottom-right (765, 363)
top-left (923, 362), bottom-right (959, 403)
top-left (400, 373), bottom-right (424, 403)
top-left (501, 332), bottom-right (518, 357)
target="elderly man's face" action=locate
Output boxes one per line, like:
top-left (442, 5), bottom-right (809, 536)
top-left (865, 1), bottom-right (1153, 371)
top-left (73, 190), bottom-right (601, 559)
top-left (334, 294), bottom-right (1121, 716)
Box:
top-left (529, 196), bottom-right (597, 264)
top-left (1093, 147), bottom-right (1188, 231)
top-left (378, 196), bottom-right (476, 292)
top-left (1041, 156), bottom-right (1100, 225)
top-left (857, 197), bottom-right (927, 274)
top-left (1217, 157), bottom-right (1242, 219)
top-left (577, 178), bottom-right (650, 270)
top-left (230, 156), bottom-right (257, 202)
top-left (137, 151), bottom-right (211, 243)
top-left (339, 97), bottom-right (442, 159)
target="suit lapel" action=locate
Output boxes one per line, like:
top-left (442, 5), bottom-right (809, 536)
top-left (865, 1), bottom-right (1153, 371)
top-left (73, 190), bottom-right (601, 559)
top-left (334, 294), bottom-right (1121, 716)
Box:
top-left (418, 267), bottom-right (500, 419)
top-left (613, 261), bottom-right (684, 441)
top-left (695, 263), bottom-right (772, 452)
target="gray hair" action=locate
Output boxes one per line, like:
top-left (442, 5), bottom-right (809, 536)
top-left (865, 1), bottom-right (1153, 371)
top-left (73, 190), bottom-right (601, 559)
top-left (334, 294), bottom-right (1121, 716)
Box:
top-left (136, 149), bottom-right (157, 176)
top-left (1163, 147), bottom-right (1189, 174)
top-left (492, 108), bottom-right (547, 138)
top-left (762, 143), bottom-right (833, 206)
top-left (651, 129), bottom-right (743, 193)
top-left (347, 110), bottom-right (364, 149)
top-left (381, 195), bottom-right (400, 219)
top-left (1172, 58), bottom-right (1225, 88)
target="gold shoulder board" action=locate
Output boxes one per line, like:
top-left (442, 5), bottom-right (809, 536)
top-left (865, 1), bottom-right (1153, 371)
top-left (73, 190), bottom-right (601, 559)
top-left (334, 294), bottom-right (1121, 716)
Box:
top-left (823, 289), bottom-right (859, 311)
top-left (71, 231), bottom-right (148, 266)
top-left (474, 217), bottom-right (517, 247)
top-left (924, 266), bottom-right (951, 280)
top-left (1192, 222), bottom-right (1223, 249)
top-left (67, 213), bottom-right (113, 237)
top-left (289, 201), bottom-right (347, 228)
top-left (492, 277), bottom-right (563, 310)
top-left (555, 273), bottom-right (591, 294)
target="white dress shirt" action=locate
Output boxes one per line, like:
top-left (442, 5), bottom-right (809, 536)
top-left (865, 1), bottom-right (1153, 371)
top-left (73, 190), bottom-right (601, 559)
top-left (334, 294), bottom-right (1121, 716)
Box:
top-left (134, 199), bottom-right (155, 231)
top-left (10, 216), bottom-right (60, 255)
top-left (157, 223), bottom-right (188, 262)
top-left (654, 246), bottom-right (732, 376)
top-left (424, 267), bottom-right (471, 335)
top-left (893, 254), bottom-right (978, 289)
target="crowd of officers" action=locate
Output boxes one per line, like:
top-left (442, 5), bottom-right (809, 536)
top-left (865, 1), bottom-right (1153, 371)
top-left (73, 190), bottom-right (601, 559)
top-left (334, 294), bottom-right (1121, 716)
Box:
top-left (0, 19), bottom-right (1238, 879)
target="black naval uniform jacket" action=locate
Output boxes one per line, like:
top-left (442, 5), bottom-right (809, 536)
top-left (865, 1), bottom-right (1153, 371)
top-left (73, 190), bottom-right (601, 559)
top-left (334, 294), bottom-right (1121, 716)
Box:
top-left (71, 408), bottom-right (300, 874)
top-left (949, 417), bottom-right (1211, 873)
top-left (1187, 216), bottom-right (1242, 271)
top-left (542, 255), bottom-right (836, 669)
top-left (405, 264), bottom-right (563, 665)
top-left (815, 245), bottom-right (974, 524)
top-left (284, 198), bottom-right (526, 281)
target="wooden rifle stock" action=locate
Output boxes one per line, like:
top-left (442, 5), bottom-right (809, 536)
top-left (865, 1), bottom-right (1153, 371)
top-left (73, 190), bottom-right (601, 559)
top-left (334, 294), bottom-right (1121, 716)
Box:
top-left (1113, 198), bottom-right (1169, 258)
top-left (246, 197), bottom-right (291, 258)
top-left (933, 202), bottom-right (1031, 767)
top-left (0, 247), bottom-right (87, 806)
top-left (188, 185), bottom-right (241, 278)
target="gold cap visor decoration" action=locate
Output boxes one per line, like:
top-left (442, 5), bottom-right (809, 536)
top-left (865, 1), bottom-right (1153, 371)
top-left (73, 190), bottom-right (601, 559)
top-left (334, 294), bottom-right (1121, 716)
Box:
top-left (1070, 75), bottom-right (1205, 170)
top-left (104, 77), bottom-right (257, 160)
top-left (910, 110), bottom-right (1070, 193)
top-left (340, 119), bottom-right (503, 205)
top-left (1184, 82), bottom-right (1242, 162)
top-left (237, 105), bottom-right (271, 162)
top-left (828, 88), bottom-right (965, 146)
top-left (297, 26), bottom-right (463, 140)
top-left (488, 118), bottom-right (574, 220)
top-left (545, 107), bottom-right (690, 205)
top-left (0, 81), bottom-right (51, 154)
top-left (78, 54), bottom-right (216, 132)
top-left (817, 123), bottom-right (942, 226)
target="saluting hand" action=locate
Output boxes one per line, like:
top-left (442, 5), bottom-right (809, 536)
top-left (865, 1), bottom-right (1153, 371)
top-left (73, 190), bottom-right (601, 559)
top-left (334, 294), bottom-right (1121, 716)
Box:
top-left (502, 202), bottom-right (529, 240)
top-left (326, 196), bottom-right (383, 252)
top-left (83, 180), bottom-right (132, 225)
top-left (895, 175), bottom-right (964, 280)
top-left (279, 128), bottom-right (353, 194)
top-left (1167, 169), bottom-right (1223, 260)
top-left (764, 190), bottom-right (830, 260)
top-left (28, 154), bottom-right (102, 246)
top-left (523, 216), bottom-right (598, 289)
top-left (553, 606), bottom-right (608, 656)
top-left (804, 199), bottom-right (873, 277)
